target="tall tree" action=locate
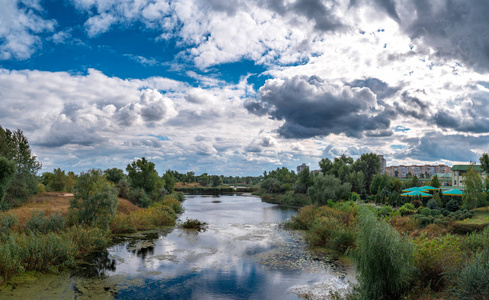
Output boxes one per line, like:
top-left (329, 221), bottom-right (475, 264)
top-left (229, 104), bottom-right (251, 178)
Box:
top-left (104, 168), bottom-right (125, 184)
top-left (0, 157), bottom-right (16, 207)
top-left (352, 153), bottom-right (381, 191)
top-left (162, 170), bottom-right (176, 193)
top-left (126, 157), bottom-right (159, 195)
top-left (0, 126), bottom-right (41, 206)
top-left (294, 167), bottom-right (314, 194)
top-left (480, 153), bottom-right (489, 174)
top-left (431, 175), bottom-right (441, 188)
top-left (463, 167), bottom-right (486, 210)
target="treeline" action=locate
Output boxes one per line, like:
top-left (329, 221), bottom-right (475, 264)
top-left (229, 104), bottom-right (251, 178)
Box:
top-left (258, 153), bottom-right (382, 206)
top-left (170, 171), bottom-right (260, 187)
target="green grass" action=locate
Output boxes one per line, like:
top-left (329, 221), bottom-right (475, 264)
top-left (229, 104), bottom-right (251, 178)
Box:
top-left (457, 207), bottom-right (489, 225)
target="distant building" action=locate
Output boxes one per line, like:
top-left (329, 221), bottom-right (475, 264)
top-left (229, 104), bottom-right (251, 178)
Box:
top-left (385, 164), bottom-right (451, 179)
top-left (378, 155), bottom-right (386, 175)
top-left (297, 163), bottom-right (307, 174)
top-left (432, 172), bottom-right (453, 186)
top-left (451, 164), bottom-right (484, 187)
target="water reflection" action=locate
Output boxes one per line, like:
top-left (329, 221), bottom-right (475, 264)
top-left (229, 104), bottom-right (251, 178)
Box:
top-left (84, 194), bottom-right (354, 299)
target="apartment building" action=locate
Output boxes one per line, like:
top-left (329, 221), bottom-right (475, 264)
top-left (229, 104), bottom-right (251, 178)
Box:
top-left (385, 164), bottom-right (451, 178)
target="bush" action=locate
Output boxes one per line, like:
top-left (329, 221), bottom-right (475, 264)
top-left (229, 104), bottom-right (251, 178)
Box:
top-left (180, 218), bottom-right (208, 230)
top-left (37, 183), bottom-right (45, 195)
top-left (307, 216), bottom-right (356, 252)
top-left (0, 212), bottom-right (18, 241)
top-left (420, 208), bottom-right (432, 216)
top-left (110, 205), bottom-right (177, 234)
top-left (355, 206), bottom-right (416, 299)
top-left (70, 169), bottom-right (118, 232)
top-left (62, 225), bottom-right (108, 254)
top-left (449, 249), bottom-right (489, 299)
top-left (116, 180), bottom-right (130, 199)
top-left (414, 234), bottom-right (463, 291)
top-left (411, 200), bottom-right (422, 208)
top-left (446, 199), bottom-right (460, 212)
top-left (128, 188), bottom-right (152, 208)
top-left (377, 205), bottom-right (395, 218)
top-left (465, 226), bottom-right (489, 253)
top-left (25, 210), bottom-right (66, 234)
top-left (450, 222), bottom-right (488, 234)
top-left (161, 195), bottom-right (184, 214)
top-left (427, 199), bottom-right (439, 210)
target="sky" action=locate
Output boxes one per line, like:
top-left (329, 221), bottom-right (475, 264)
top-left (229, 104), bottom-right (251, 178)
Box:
top-left (1, 0), bottom-right (489, 176)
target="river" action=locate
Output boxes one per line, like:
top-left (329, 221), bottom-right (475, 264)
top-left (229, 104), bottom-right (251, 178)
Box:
top-left (0, 194), bottom-right (355, 299)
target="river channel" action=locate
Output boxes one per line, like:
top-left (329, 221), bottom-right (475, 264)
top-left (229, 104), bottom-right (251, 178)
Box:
top-left (1, 194), bottom-right (355, 299)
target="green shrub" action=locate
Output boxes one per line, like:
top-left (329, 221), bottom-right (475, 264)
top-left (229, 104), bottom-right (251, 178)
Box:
top-left (62, 225), bottom-right (108, 254)
top-left (355, 206), bottom-right (416, 299)
top-left (427, 199), bottom-right (439, 210)
top-left (421, 208), bottom-right (432, 216)
top-left (161, 195), bottom-right (184, 214)
top-left (448, 249), bottom-right (489, 299)
top-left (465, 227), bottom-right (489, 253)
top-left (0, 212), bottom-right (18, 241)
top-left (451, 222), bottom-right (488, 234)
top-left (446, 199), bottom-right (460, 212)
top-left (116, 180), bottom-right (130, 199)
top-left (414, 234), bottom-right (463, 291)
top-left (377, 205), bottom-right (395, 218)
top-left (37, 183), bottom-right (45, 194)
top-left (128, 187), bottom-right (152, 208)
top-left (431, 209), bottom-right (441, 216)
top-left (180, 218), bottom-right (208, 230)
top-left (25, 210), bottom-right (66, 234)
top-left (307, 216), bottom-right (356, 252)
top-left (70, 169), bottom-right (118, 231)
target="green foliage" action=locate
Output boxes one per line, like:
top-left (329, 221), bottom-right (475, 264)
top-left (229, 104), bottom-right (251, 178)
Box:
top-left (377, 205), bottom-right (395, 218)
top-left (126, 157), bottom-right (159, 194)
top-left (70, 169), bottom-right (118, 231)
top-left (0, 156), bottom-right (16, 208)
top-left (446, 199), bottom-right (460, 212)
top-left (209, 175), bottom-right (222, 188)
top-left (369, 173), bottom-right (392, 195)
top-left (410, 175), bottom-right (419, 187)
top-left (180, 218), bottom-right (208, 230)
top-left (162, 170), bottom-right (176, 192)
top-left (0, 127), bottom-right (42, 207)
top-left (160, 194), bottom-right (184, 214)
top-left (0, 212), bottom-right (18, 241)
top-left (352, 153), bottom-right (381, 192)
top-left (116, 180), bottom-right (130, 199)
top-left (110, 204), bottom-right (177, 234)
top-left (449, 249), bottom-right (489, 299)
top-left (480, 153), bottom-right (489, 174)
top-left (25, 210), bottom-right (66, 234)
top-left (104, 168), bottom-right (125, 184)
top-left (349, 192), bottom-right (360, 202)
top-left (294, 167), bottom-right (314, 194)
top-left (37, 183), bottom-right (45, 194)
top-left (261, 177), bottom-right (284, 194)
top-left (287, 203), bottom-right (357, 253)
top-left (355, 206), bottom-right (416, 299)
top-left (414, 233), bottom-right (463, 291)
top-left (464, 226), bottom-right (489, 253)
top-left (128, 187), bottom-right (152, 208)
top-left (463, 167), bottom-right (486, 209)
top-left (307, 174), bottom-right (351, 204)
top-left (431, 175), bottom-right (441, 188)
top-left (63, 225), bottom-right (108, 254)
top-left (427, 199), bottom-right (439, 210)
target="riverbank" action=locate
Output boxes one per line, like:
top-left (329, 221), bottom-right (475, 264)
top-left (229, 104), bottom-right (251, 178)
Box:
top-left (0, 192), bottom-right (184, 286)
top-left (289, 201), bottom-right (489, 299)
top-left (255, 191), bottom-right (311, 207)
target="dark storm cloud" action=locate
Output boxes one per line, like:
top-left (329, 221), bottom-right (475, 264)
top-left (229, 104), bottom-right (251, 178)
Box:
top-left (348, 78), bottom-right (400, 100)
top-left (393, 92), bottom-right (430, 120)
top-left (248, 75), bottom-right (394, 139)
top-left (356, 0), bottom-right (489, 73)
top-left (36, 122), bottom-right (105, 148)
top-left (394, 133), bottom-right (489, 162)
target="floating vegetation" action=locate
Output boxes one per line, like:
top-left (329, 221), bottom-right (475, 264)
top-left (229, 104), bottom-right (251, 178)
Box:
top-left (180, 218), bottom-right (208, 231)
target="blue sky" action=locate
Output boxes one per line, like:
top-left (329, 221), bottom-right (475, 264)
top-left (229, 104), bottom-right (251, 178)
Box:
top-left (1, 0), bottom-right (489, 175)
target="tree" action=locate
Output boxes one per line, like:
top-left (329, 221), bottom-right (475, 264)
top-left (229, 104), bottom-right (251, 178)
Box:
top-left (210, 175), bottom-right (222, 187)
top-left (462, 167), bottom-right (486, 210)
top-left (319, 158), bottom-right (333, 175)
top-left (0, 157), bottom-right (16, 207)
top-left (199, 173), bottom-right (209, 187)
top-left (307, 174), bottom-right (351, 204)
top-left (70, 169), bottom-right (118, 231)
top-left (431, 175), bottom-right (441, 188)
top-left (480, 153), bottom-right (489, 174)
top-left (126, 157), bottom-right (159, 195)
top-left (162, 170), bottom-right (176, 193)
top-left (410, 175), bottom-right (419, 187)
top-left (104, 168), bottom-right (125, 184)
top-left (345, 171), bottom-right (365, 194)
top-left (294, 167), bottom-right (314, 194)
top-left (352, 153), bottom-right (381, 191)
top-left (0, 127), bottom-right (41, 206)
top-left (394, 170), bottom-right (399, 178)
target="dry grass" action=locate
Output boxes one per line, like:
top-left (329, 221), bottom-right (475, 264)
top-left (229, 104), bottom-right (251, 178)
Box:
top-left (174, 182), bottom-right (201, 188)
top-left (2, 193), bottom-right (139, 227)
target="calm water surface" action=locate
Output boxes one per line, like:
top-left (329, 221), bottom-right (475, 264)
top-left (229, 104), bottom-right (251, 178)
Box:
top-left (1, 194), bottom-right (355, 299)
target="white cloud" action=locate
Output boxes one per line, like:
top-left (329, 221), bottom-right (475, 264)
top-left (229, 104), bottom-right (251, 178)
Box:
top-left (0, 0), bottom-right (56, 59)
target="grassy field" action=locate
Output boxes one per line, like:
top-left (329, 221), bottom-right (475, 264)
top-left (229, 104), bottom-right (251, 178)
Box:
top-left (5, 192), bottom-right (139, 227)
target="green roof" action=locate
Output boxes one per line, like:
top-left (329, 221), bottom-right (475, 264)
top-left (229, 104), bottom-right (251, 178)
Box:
top-left (451, 165), bottom-right (484, 171)
top-left (433, 173), bottom-right (452, 179)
